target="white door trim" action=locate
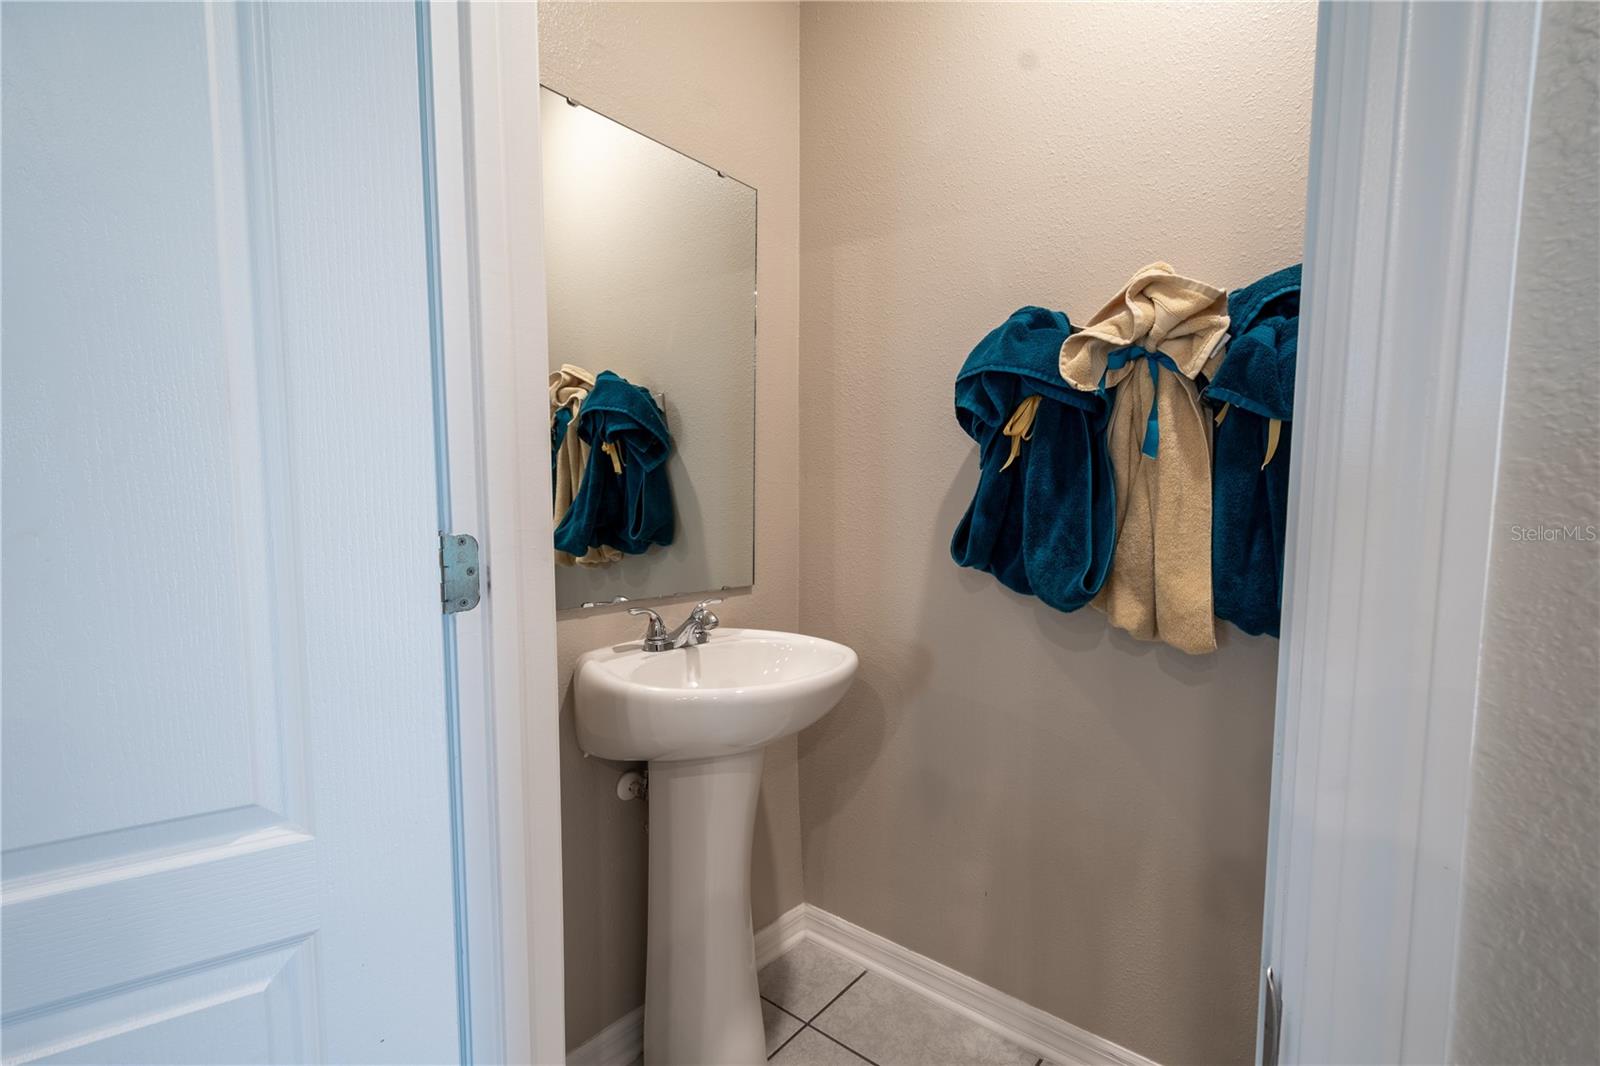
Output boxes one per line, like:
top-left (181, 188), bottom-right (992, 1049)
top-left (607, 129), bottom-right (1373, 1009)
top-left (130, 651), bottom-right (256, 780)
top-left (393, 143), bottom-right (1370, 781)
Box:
top-left (1263, 2), bottom-right (1542, 1063)
top-left (427, 2), bottom-right (565, 1063)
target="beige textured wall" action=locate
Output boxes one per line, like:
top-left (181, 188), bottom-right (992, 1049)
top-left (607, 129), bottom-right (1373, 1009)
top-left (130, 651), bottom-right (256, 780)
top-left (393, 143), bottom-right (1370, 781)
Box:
top-left (796, 5), bottom-right (1315, 1064)
top-left (1452, 4), bottom-right (1600, 1063)
top-left (538, 2), bottom-right (802, 1050)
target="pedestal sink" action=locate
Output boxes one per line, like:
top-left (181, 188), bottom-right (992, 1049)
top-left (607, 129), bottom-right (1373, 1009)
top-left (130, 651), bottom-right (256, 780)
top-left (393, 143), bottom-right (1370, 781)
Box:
top-left (575, 628), bottom-right (858, 1066)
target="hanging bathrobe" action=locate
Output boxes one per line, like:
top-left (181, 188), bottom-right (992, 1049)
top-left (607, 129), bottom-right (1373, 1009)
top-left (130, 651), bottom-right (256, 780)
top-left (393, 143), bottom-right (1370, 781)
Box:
top-left (550, 364), bottom-right (623, 567)
top-left (1205, 264), bottom-right (1300, 637)
top-left (1060, 263), bottom-right (1230, 654)
top-left (951, 307), bottom-right (1116, 613)
top-left (555, 370), bottom-right (675, 558)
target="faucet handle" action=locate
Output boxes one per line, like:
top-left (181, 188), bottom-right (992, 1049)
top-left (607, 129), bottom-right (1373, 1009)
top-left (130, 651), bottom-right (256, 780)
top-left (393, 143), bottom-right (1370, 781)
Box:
top-left (628, 607), bottom-right (669, 650)
top-left (691, 598), bottom-right (721, 633)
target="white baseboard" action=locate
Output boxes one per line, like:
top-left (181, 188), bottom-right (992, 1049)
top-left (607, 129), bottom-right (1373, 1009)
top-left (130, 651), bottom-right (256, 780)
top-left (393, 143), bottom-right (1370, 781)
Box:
top-left (797, 905), bottom-right (1159, 1066)
top-left (754, 902), bottom-right (810, 969)
top-left (565, 1005), bottom-right (642, 1066)
top-left (568, 904), bottom-right (1159, 1066)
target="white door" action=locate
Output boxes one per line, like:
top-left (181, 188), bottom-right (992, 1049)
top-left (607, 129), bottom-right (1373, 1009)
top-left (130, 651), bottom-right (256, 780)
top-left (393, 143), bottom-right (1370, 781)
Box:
top-left (1257, 4), bottom-right (1541, 1064)
top-left (2, 3), bottom-right (465, 1062)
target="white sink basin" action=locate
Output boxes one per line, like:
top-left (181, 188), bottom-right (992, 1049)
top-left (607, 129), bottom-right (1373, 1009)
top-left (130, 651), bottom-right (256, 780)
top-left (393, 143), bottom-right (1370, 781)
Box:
top-left (573, 627), bottom-right (857, 1066)
top-left (575, 628), bottom-right (858, 762)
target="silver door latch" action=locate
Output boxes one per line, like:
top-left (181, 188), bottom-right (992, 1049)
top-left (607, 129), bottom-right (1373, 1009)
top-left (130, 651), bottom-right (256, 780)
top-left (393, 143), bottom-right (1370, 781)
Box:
top-left (440, 533), bottom-right (480, 614)
top-left (1263, 965), bottom-right (1283, 1066)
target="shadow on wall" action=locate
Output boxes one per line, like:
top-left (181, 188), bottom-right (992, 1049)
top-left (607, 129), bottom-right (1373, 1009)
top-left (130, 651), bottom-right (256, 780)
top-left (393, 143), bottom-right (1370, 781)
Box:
top-left (558, 673), bottom-right (647, 1044)
top-left (795, 668), bottom-right (892, 866)
top-left (751, 771), bottom-right (786, 923)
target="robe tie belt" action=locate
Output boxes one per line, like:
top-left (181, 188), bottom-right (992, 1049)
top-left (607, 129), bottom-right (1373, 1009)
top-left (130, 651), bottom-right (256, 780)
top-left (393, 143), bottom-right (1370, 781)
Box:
top-left (1000, 394), bottom-right (1041, 472)
top-left (1099, 345), bottom-right (1180, 459)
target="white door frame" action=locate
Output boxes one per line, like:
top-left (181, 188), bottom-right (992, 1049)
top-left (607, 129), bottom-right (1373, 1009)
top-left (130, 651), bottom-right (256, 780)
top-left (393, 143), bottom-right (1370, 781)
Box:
top-left (412, 2), bottom-right (1553, 1063)
top-left (424, 3), bottom-right (565, 1063)
top-left (1263, 2), bottom-right (1542, 1063)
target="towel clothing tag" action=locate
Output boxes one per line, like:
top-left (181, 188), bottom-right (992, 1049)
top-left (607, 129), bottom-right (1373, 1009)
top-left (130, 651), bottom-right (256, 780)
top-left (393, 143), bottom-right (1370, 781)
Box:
top-left (1000, 394), bottom-right (1041, 471)
top-left (1262, 418), bottom-right (1282, 469)
top-left (1214, 402), bottom-right (1283, 469)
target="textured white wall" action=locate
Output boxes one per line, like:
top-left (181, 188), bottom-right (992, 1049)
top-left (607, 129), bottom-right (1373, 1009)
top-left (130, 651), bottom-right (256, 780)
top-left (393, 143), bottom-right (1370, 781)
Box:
top-left (541, 88), bottom-right (757, 608)
top-left (797, 5), bottom-right (1315, 1063)
top-left (538, 3), bottom-right (802, 1050)
top-left (1452, 5), bottom-right (1600, 1063)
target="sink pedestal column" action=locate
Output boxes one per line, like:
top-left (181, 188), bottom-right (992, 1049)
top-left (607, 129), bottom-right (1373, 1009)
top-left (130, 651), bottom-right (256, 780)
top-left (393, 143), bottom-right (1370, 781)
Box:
top-left (643, 748), bottom-right (767, 1066)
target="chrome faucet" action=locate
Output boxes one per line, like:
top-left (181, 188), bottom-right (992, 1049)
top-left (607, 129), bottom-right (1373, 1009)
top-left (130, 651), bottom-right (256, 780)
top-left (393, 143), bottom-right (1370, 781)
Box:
top-left (629, 599), bottom-right (722, 653)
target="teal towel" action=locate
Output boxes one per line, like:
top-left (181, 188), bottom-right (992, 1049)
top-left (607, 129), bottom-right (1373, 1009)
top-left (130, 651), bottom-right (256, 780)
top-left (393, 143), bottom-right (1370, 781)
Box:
top-left (555, 371), bottom-right (675, 557)
top-left (951, 307), bottom-right (1116, 612)
top-left (1205, 265), bottom-right (1300, 637)
top-left (551, 405), bottom-right (574, 505)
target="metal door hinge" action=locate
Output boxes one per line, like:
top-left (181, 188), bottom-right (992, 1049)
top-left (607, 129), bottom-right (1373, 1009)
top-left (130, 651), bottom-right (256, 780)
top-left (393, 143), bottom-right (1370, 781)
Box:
top-left (1262, 965), bottom-right (1283, 1066)
top-left (441, 533), bottom-right (480, 614)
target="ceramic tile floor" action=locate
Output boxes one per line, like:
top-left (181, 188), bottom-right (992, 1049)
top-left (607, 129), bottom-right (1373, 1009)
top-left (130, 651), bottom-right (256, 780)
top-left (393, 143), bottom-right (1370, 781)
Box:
top-left (757, 940), bottom-right (1052, 1066)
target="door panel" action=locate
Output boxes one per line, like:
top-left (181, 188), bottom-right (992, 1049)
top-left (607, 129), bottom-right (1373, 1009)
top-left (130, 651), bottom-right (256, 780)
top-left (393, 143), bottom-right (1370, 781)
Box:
top-left (2, 3), bottom-right (461, 1062)
top-left (2, 1), bottom-right (288, 856)
top-left (3, 938), bottom-right (317, 1065)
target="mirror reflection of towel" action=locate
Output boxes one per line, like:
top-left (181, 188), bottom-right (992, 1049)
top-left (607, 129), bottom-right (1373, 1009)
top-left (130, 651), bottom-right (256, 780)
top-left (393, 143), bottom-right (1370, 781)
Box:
top-left (550, 364), bottom-right (623, 567)
top-left (952, 307), bottom-right (1116, 613)
top-left (1061, 263), bottom-right (1230, 655)
top-left (555, 371), bottom-right (675, 559)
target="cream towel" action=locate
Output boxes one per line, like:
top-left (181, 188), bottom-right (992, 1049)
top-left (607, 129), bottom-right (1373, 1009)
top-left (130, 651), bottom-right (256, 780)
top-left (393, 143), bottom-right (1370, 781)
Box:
top-left (550, 364), bottom-right (622, 568)
top-left (1060, 263), bottom-right (1229, 654)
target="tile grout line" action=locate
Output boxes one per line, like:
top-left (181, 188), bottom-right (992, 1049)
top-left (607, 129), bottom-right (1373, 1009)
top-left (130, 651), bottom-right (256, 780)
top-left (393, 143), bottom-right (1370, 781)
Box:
top-left (766, 968), bottom-right (870, 1063)
top-left (762, 996), bottom-right (808, 1026)
top-left (767, 1024), bottom-right (804, 1061)
top-left (807, 969), bottom-right (867, 1024)
top-left (762, 941), bottom-right (1067, 1066)
top-left (803, 971), bottom-right (878, 1066)
top-left (764, 996), bottom-right (809, 1061)
top-left (808, 1023), bottom-right (882, 1066)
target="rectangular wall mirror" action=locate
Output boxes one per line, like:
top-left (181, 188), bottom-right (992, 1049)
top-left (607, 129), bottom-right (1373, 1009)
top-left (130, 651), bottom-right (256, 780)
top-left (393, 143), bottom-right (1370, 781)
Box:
top-left (540, 86), bottom-right (757, 610)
